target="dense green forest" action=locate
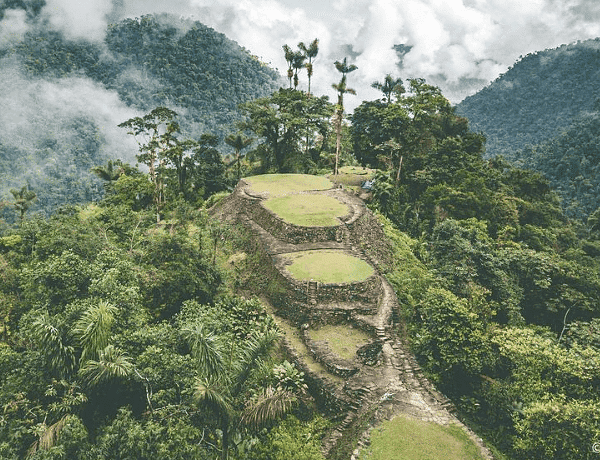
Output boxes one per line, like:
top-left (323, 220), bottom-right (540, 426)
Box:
top-left (456, 38), bottom-right (600, 219)
top-left (1, 6), bottom-right (599, 457)
top-left (504, 112), bottom-right (600, 219)
top-left (350, 77), bottom-right (600, 460)
top-left (1, 65), bottom-right (599, 458)
top-left (0, 10), bottom-right (280, 218)
top-left (456, 38), bottom-right (600, 158)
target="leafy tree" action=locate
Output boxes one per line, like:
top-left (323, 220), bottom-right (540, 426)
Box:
top-left (118, 107), bottom-right (180, 222)
top-left (241, 89), bottom-right (334, 173)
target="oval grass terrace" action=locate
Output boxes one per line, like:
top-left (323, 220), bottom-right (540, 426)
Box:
top-left (263, 194), bottom-right (350, 227)
top-left (243, 173), bottom-right (334, 196)
top-left (282, 249), bottom-right (374, 284)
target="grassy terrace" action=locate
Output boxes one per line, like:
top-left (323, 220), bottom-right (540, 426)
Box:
top-left (244, 173), bottom-right (333, 196)
top-left (310, 325), bottom-right (371, 360)
top-left (362, 416), bottom-right (486, 460)
top-left (263, 194), bottom-right (349, 227)
top-left (283, 250), bottom-right (374, 284)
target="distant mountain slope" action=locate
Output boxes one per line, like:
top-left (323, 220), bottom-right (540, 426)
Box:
top-left (507, 112), bottom-right (600, 219)
top-left (456, 39), bottom-right (600, 158)
top-left (0, 12), bottom-right (281, 218)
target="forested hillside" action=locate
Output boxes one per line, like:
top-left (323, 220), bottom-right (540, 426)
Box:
top-left (0, 10), bottom-right (280, 217)
top-left (456, 39), bottom-right (600, 158)
top-left (505, 113), bottom-right (600, 219)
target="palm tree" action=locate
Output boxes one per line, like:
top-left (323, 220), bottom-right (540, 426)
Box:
top-left (282, 44), bottom-right (294, 88)
top-left (332, 58), bottom-right (358, 175)
top-left (91, 160), bottom-right (125, 182)
top-left (299, 39), bottom-right (319, 96)
top-left (291, 51), bottom-right (306, 90)
top-left (188, 327), bottom-right (295, 460)
top-left (371, 74), bottom-right (405, 103)
top-left (224, 133), bottom-right (253, 181)
top-left (28, 302), bottom-right (134, 456)
top-left (10, 185), bottom-right (36, 221)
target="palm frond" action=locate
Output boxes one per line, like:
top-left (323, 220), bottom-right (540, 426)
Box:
top-left (73, 300), bottom-right (116, 364)
top-left (241, 386), bottom-right (296, 429)
top-left (79, 345), bottom-right (133, 387)
top-left (182, 322), bottom-right (226, 378)
top-left (31, 313), bottom-right (75, 378)
top-left (193, 376), bottom-right (232, 419)
top-left (27, 414), bottom-right (73, 458)
top-left (233, 330), bottom-right (280, 395)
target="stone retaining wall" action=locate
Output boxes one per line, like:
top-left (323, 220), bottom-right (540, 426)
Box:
top-left (301, 328), bottom-right (359, 378)
top-left (279, 338), bottom-right (352, 417)
top-left (245, 197), bottom-right (345, 244)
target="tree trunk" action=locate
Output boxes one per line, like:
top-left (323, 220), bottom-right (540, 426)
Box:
top-left (221, 416), bottom-right (229, 460)
top-left (396, 154), bottom-right (403, 183)
top-left (334, 110), bottom-right (342, 176)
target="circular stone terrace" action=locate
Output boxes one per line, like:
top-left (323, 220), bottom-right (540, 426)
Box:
top-left (242, 174), bottom-right (370, 285)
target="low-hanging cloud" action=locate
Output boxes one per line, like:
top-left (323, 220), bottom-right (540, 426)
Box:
top-left (3, 0), bottom-right (600, 108)
top-left (41, 0), bottom-right (114, 42)
top-left (0, 55), bottom-right (139, 198)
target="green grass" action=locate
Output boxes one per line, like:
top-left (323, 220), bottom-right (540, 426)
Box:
top-left (244, 174), bottom-right (333, 196)
top-left (328, 167), bottom-right (376, 188)
top-left (362, 416), bottom-right (487, 460)
top-left (310, 325), bottom-right (371, 360)
top-left (263, 194), bottom-right (349, 227)
top-left (283, 250), bottom-right (374, 284)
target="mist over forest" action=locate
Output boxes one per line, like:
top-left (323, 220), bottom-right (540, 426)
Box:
top-left (0, 7), bottom-right (279, 216)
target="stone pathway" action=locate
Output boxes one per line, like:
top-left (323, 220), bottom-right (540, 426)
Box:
top-left (225, 183), bottom-right (493, 460)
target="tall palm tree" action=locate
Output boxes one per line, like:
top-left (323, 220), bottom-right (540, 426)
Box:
top-left (224, 133), bottom-right (253, 181)
top-left (371, 74), bottom-right (405, 104)
top-left (299, 38), bottom-right (319, 96)
top-left (10, 185), bottom-right (36, 221)
top-left (282, 44), bottom-right (294, 88)
top-left (332, 58), bottom-right (358, 175)
top-left (291, 51), bottom-right (306, 90)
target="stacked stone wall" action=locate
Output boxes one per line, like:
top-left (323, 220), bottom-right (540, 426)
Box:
top-left (246, 198), bottom-right (344, 244)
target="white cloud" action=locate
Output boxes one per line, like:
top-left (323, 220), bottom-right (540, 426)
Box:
top-left (4, 0), bottom-right (600, 106)
top-left (0, 9), bottom-right (28, 47)
top-left (42, 0), bottom-right (114, 42)
top-left (0, 56), bottom-right (138, 161)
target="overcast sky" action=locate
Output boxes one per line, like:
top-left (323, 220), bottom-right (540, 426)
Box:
top-left (4, 0), bottom-right (600, 108)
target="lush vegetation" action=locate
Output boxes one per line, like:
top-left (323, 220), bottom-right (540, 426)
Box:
top-left (0, 11), bottom-right (280, 217)
top-left (456, 38), bottom-right (600, 158)
top-left (358, 76), bottom-right (600, 459)
top-left (1, 9), bottom-right (600, 456)
top-left (505, 112), bottom-right (600, 219)
top-left (0, 167), bottom-right (326, 459)
top-left (455, 39), bottom-right (600, 220)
